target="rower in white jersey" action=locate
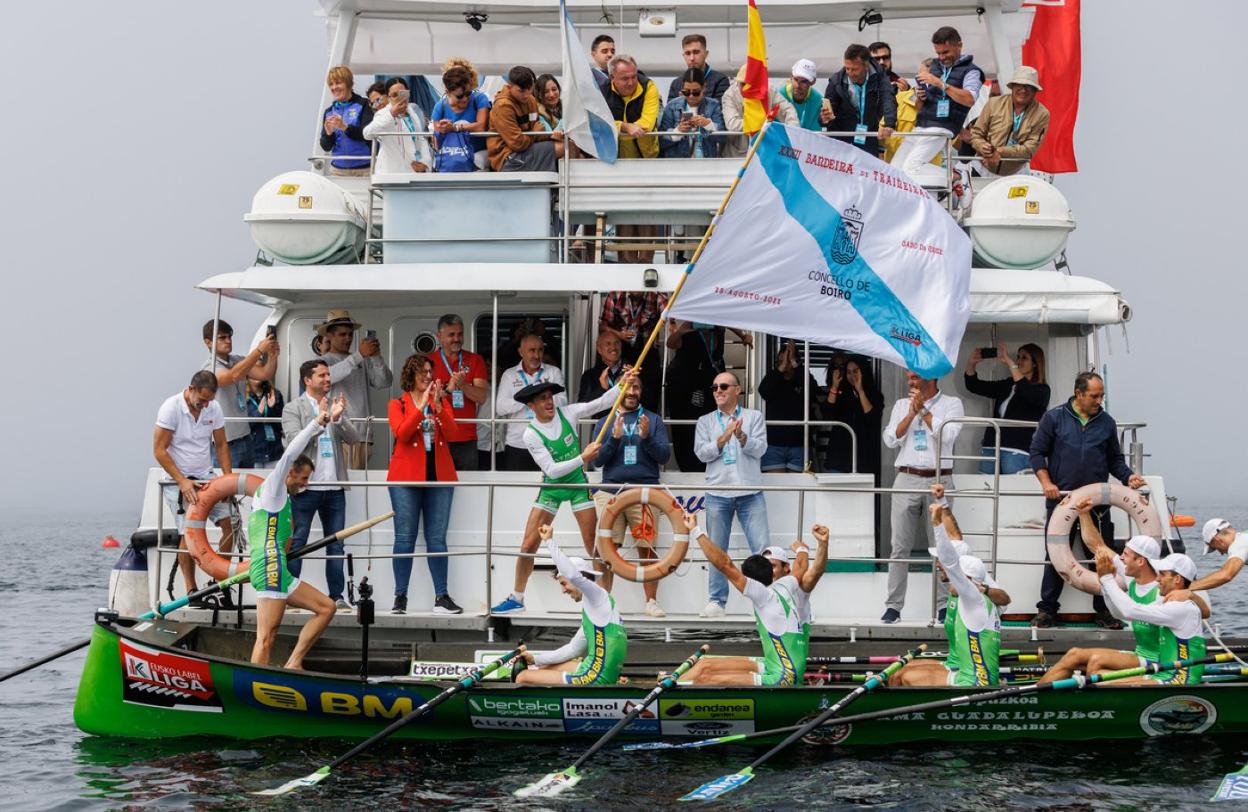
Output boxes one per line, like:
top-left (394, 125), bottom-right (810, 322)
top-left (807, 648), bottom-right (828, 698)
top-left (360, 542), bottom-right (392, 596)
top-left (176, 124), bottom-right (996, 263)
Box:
top-left (1039, 496), bottom-right (1210, 683)
top-left (891, 484), bottom-right (1010, 687)
top-left (680, 513), bottom-right (830, 685)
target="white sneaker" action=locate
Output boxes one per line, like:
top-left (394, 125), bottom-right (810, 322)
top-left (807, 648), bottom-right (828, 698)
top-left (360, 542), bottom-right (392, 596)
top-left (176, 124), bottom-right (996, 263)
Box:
top-left (699, 601), bottom-right (725, 618)
top-left (645, 599), bottom-right (667, 618)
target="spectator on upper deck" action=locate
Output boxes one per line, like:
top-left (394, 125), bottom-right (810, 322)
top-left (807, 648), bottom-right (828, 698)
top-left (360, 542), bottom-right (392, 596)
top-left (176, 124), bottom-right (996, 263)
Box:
top-left (891, 26), bottom-right (984, 184)
top-left (781, 59), bottom-right (833, 132)
top-left (316, 309), bottom-right (393, 469)
top-left (605, 55), bottom-right (661, 262)
top-left (721, 65), bottom-right (799, 157)
top-left (319, 65), bottom-right (374, 176)
top-left (495, 331), bottom-right (567, 471)
top-left (969, 66), bottom-right (1050, 177)
top-left (758, 339), bottom-right (819, 473)
top-left (964, 341), bottom-right (1050, 475)
top-left (201, 319), bottom-right (279, 470)
top-left (578, 332), bottom-right (631, 419)
top-left (429, 66), bottom-right (491, 172)
top-left (868, 42), bottom-right (910, 91)
top-left (659, 69), bottom-right (725, 158)
top-left (488, 66), bottom-right (564, 172)
top-left (362, 77), bottom-right (433, 175)
top-left (590, 34), bottom-right (615, 87)
top-left (667, 34), bottom-right (731, 102)
top-left (536, 74), bottom-right (563, 131)
top-left (825, 44), bottom-right (898, 156)
top-left (366, 81), bottom-right (388, 113)
top-left (246, 378), bottom-right (285, 468)
top-left (430, 313), bottom-right (490, 471)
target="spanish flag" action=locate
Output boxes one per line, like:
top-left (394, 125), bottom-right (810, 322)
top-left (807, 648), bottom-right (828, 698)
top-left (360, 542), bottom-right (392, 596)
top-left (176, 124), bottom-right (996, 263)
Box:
top-left (741, 0), bottom-right (769, 134)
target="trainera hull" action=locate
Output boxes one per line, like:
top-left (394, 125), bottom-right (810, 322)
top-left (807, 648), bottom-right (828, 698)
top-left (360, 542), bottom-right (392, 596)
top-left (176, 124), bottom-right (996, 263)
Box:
top-left (74, 621), bottom-right (1248, 745)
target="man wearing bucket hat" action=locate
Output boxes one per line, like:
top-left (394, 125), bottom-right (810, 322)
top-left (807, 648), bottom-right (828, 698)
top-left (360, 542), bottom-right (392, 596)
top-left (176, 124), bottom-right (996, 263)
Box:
top-left (516, 527), bottom-right (628, 685)
top-left (968, 65), bottom-right (1050, 177)
top-left (778, 58), bottom-right (832, 132)
top-left (1092, 551), bottom-right (1209, 685)
top-left (316, 308), bottom-right (393, 468)
top-left (489, 369), bottom-right (638, 615)
top-left (1039, 495), bottom-right (1209, 683)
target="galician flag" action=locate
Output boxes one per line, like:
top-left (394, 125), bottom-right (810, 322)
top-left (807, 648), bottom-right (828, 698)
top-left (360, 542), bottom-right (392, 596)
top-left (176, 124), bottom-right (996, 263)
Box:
top-left (741, 0), bottom-right (769, 134)
top-left (669, 122), bottom-right (971, 379)
top-left (559, 0), bottom-right (617, 163)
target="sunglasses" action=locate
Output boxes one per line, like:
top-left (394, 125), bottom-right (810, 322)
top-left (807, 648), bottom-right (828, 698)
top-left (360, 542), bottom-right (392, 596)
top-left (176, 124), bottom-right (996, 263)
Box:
top-left (449, 90), bottom-right (468, 100)
top-left (680, 88), bottom-right (703, 96)
top-left (712, 383), bottom-right (736, 392)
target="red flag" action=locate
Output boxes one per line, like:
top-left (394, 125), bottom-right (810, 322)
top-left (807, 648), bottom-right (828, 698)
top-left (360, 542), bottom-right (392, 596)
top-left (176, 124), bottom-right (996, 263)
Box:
top-left (1022, 0), bottom-right (1080, 173)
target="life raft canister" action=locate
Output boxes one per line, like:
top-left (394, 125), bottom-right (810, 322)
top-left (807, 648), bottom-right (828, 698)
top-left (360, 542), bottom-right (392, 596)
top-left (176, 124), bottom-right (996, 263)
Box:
top-left (184, 473), bottom-right (263, 580)
top-left (1045, 482), bottom-right (1164, 595)
top-left (595, 487), bottom-right (690, 582)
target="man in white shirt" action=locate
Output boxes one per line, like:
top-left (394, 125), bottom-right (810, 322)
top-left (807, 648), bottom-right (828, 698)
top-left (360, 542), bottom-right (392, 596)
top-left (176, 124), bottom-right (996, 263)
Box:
top-left (201, 319), bottom-right (279, 469)
top-left (316, 309), bottom-right (393, 469)
top-left (694, 371), bottom-right (770, 617)
top-left (495, 332), bottom-right (566, 471)
top-left (880, 369), bottom-right (964, 623)
top-left (153, 370), bottom-right (235, 598)
top-left (361, 77), bottom-right (433, 174)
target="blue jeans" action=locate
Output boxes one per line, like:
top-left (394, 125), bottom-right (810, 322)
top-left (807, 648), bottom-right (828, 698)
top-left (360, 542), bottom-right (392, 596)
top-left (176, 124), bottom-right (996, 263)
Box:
top-left (388, 485), bottom-right (454, 598)
top-left (288, 488), bottom-right (347, 600)
top-left (704, 492), bottom-right (770, 606)
top-left (212, 435), bottom-right (254, 469)
top-left (978, 446), bottom-right (1031, 476)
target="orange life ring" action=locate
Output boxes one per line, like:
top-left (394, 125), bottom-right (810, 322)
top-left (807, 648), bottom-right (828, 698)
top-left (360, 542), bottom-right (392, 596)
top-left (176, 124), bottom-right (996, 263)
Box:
top-left (1045, 482), bottom-right (1164, 595)
top-left (184, 473), bottom-right (263, 581)
top-left (596, 487), bottom-right (689, 582)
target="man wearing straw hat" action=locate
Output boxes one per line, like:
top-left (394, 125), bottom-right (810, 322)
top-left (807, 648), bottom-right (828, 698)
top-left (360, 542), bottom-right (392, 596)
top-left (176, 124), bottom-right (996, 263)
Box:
top-left (316, 308), bottom-right (393, 468)
top-left (969, 66), bottom-right (1050, 177)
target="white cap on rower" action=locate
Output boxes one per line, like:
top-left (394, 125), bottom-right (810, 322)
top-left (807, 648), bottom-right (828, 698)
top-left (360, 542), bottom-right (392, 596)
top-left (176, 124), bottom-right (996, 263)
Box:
top-left (1124, 535), bottom-right (1161, 561)
top-left (959, 555), bottom-right (989, 584)
top-left (763, 545), bottom-right (792, 564)
top-left (1203, 518), bottom-right (1232, 552)
top-left (564, 556), bottom-right (599, 579)
top-left (1149, 553), bottom-right (1198, 583)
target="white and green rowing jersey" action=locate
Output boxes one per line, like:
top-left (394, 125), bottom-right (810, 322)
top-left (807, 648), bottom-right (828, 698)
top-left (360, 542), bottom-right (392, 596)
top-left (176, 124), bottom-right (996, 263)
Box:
top-left (743, 575), bottom-right (811, 686)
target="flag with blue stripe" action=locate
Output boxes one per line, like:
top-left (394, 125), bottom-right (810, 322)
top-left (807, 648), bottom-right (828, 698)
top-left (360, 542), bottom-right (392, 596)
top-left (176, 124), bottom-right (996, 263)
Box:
top-left (559, 0), bottom-right (617, 163)
top-left (669, 122), bottom-right (970, 378)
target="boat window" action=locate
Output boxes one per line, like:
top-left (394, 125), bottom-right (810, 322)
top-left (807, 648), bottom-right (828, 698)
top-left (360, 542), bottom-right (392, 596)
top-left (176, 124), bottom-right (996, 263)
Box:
top-left (474, 312), bottom-right (567, 379)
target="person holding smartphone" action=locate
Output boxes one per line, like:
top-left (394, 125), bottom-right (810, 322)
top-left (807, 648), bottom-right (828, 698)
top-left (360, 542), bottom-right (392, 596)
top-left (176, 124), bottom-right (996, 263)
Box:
top-left (964, 341), bottom-right (1050, 475)
top-left (362, 77), bottom-right (433, 175)
top-left (658, 70), bottom-right (725, 158)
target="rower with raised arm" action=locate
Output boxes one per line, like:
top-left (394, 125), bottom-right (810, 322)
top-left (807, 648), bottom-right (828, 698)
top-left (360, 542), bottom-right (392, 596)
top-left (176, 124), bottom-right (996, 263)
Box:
top-left (681, 512), bottom-right (828, 685)
top-left (516, 526), bottom-right (628, 685)
top-left (490, 369), bottom-right (637, 614)
top-left (1091, 549), bottom-right (1208, 685)
top-left (891, 484), bottom-right (1010, 687)
top-left (249, 396), bottom-right (343, 669)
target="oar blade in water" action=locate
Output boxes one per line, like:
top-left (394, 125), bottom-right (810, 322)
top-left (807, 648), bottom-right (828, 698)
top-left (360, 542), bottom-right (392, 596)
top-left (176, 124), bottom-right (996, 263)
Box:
top-left (1212, 767), bottom-right (1248, 802)
top-left (514, 767), bottom-right (581, 798)
top-left (679, 768), bottom-right (754, 802)
top-left (251, 766), bottom-right (330, 796)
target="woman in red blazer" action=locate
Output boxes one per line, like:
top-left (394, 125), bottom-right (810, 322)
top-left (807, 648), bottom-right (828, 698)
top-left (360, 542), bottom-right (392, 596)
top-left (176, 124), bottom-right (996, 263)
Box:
top-left (387, 353), bottom-right (461, 615)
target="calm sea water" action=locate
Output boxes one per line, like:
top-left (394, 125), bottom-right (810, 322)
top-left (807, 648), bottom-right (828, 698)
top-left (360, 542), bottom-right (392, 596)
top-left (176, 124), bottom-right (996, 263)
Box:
top-left (2, 508), bottom-right (1247, 811)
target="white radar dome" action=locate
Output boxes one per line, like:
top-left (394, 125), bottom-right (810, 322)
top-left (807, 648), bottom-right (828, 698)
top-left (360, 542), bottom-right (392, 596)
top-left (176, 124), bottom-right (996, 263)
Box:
top-left (963, 175), bottom-right (1075, 270)
top-left (244, 171), bottom-right (365, 265)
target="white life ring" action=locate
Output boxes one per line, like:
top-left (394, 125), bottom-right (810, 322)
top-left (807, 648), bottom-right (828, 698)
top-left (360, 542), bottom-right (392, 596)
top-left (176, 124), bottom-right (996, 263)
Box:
top-left (1044, 482), bottom-right (1163, 595)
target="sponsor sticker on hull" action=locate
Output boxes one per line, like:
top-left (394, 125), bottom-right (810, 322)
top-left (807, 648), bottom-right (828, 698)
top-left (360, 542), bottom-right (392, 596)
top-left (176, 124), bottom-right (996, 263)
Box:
top-left (659, 698), bottom-right (754, 720)
top-left (232, 672), bottom-right (426, 722)
top-left (119, 639), bottom-right (223, 713)
top-left (471, 716), bottom-right (565, 732)
top-left (660, 719), bottom-right (755, 737)
top-left (466, 695), bottom-right (563, 719)
top-left (1139, 695), bottom-right (1216, 737)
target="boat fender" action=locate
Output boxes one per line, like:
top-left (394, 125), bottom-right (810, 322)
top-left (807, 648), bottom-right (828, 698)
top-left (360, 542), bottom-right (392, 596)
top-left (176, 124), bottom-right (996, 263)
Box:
top-left (596, 487), bottom-right (690, 582)
top-left (107, 540), bottom-right (149, 618)
top-left (1045, 482), bottom-right (1164, 595)
top-left (184, 473), bottom-right (263, 580)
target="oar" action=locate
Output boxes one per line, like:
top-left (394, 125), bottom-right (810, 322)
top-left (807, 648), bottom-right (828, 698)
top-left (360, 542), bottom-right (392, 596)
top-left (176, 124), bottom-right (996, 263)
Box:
top-left (253, 646), bottom-right (521, 796)
top-left (515, 644), bottom-right (709, 799)
top-left (0, 512), bottom-right (394, 685)
top-left (634, 651), bottom-right (1235, 756)
top-left (1213, 757), bottom-right (1248, 801)
top-left (678, 644), bottom-right (924, 802)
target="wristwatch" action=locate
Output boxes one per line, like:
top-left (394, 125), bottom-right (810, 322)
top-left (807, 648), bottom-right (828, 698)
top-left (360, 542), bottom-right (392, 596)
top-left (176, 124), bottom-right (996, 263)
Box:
top-left (919, 406), bottom-right (931, 417)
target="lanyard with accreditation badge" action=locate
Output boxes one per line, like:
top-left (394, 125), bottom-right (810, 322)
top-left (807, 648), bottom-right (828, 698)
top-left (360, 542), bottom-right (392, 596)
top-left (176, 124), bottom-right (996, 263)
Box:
top-left (715, 406), bottom-right (742, 465)
top-left (440, 349), bottom-right (467, 409)
top-left (308, 397), bottom-right (334, 460)
top-left (518, 367), bottom-right (544, 418)
top-left (620, 407), bottom-right (644, 465)
top-left (935, 64), bottom-right (953, 119)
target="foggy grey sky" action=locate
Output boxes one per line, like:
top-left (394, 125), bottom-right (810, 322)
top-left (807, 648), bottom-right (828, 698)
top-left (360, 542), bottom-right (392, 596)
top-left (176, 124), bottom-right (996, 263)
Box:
top-left (3, 1), bottom-right (1244, 518)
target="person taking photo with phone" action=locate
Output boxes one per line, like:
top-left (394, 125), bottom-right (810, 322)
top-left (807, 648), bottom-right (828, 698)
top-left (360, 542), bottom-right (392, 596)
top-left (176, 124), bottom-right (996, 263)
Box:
top-left (964, 341), bottom-right (1050, 475)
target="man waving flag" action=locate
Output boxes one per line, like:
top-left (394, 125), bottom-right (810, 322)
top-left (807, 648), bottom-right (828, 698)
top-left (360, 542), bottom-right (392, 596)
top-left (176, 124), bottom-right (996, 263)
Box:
top-left (741, 0), bottom-right (770, 134)
top-left (668, 122), bottom-right (971, 378)
top-left (559, 0), bottom-right (617, 163)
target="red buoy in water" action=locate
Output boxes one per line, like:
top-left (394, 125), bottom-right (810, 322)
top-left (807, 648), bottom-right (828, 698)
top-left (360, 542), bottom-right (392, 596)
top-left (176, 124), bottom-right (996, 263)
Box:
top-left (101, 535), bottom-right (120, 548)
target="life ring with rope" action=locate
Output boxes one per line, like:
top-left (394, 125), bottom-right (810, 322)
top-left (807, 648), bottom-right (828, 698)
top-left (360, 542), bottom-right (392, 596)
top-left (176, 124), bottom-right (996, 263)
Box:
top-left (595, 487), bottom-right (689, 582)
top-left (184, 473), bottom-right (263, 580)
top-left (1044, 482), bottom-right (1164, 595)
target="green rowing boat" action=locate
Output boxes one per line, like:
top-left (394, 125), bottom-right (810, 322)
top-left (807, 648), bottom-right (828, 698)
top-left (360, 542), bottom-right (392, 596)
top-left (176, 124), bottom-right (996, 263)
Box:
top-left (74, 616), bottom-right (1248, 745)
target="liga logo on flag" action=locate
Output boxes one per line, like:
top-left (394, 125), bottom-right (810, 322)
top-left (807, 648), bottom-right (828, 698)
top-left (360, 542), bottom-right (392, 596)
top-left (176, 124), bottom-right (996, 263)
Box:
top-left (669, 122), bottom-right (971, 379)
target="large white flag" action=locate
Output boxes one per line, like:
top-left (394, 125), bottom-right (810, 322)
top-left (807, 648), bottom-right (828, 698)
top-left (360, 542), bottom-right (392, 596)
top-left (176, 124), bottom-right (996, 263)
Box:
top-left (559, 0), bottom-right (617, 163)
top-left (669, 122), bottom-right (971, 378)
